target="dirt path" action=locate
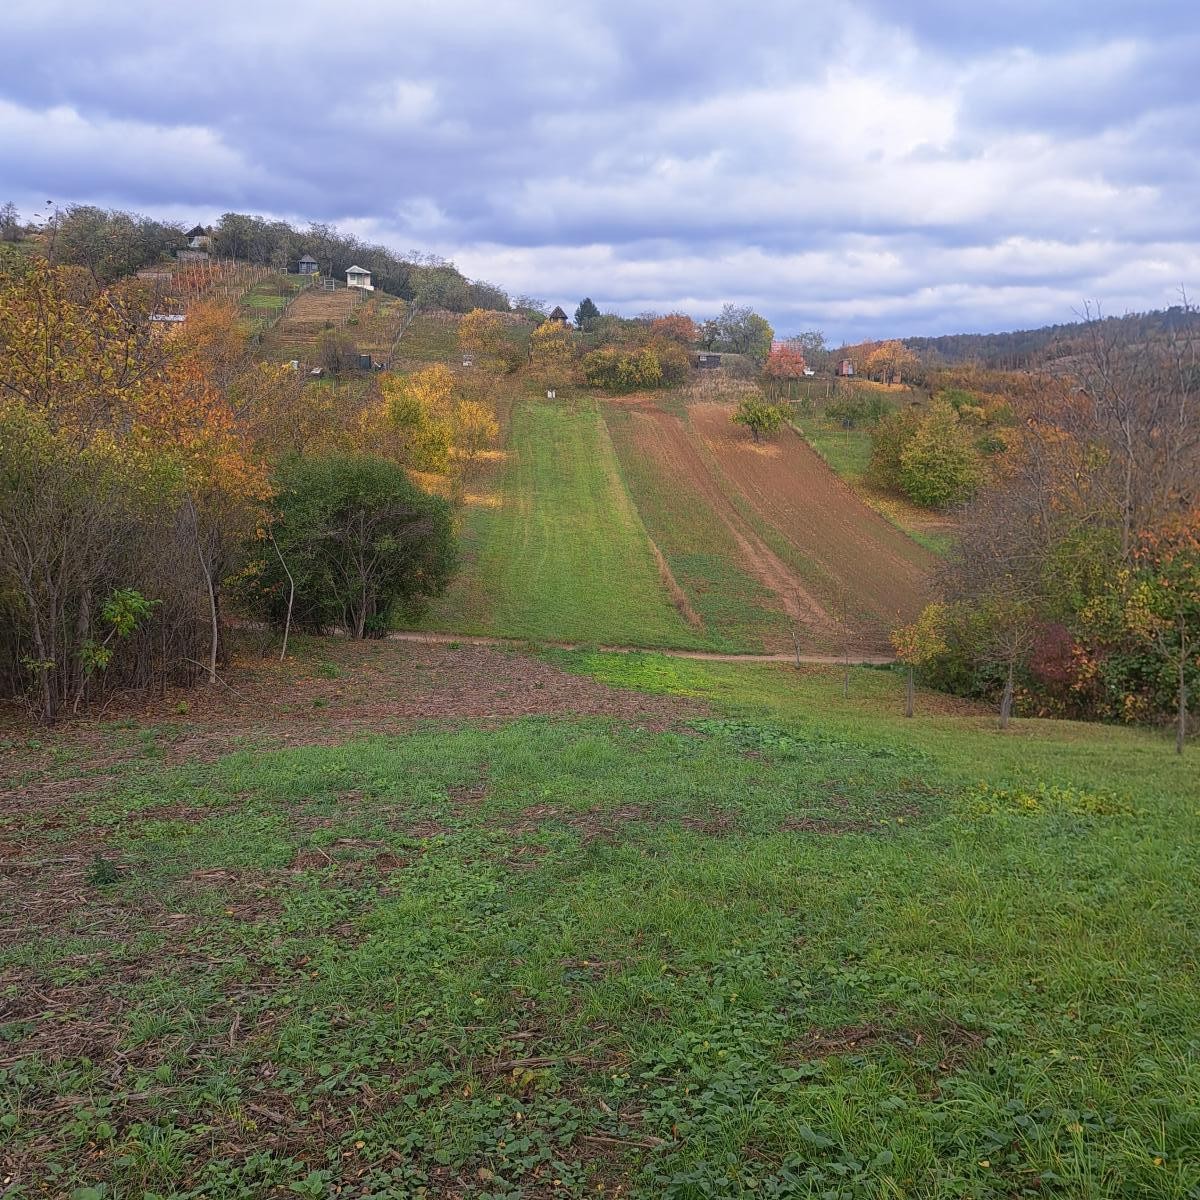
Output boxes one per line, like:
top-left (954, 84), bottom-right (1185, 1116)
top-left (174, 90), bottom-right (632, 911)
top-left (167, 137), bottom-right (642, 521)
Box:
top-left (689, 403), bottom-right (933, 652)
top-left (388, 630), bottom-right (894, 665)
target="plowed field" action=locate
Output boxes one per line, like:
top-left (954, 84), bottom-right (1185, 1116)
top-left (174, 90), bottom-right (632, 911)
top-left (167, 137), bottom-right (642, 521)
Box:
top-left (688, 402), bottom-right (934, 650)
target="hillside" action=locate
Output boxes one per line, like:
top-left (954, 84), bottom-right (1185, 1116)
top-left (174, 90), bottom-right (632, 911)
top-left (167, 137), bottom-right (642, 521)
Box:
top-left (414, 373), bottom-right (934, 655)
top-left (903, 304), bottom-right (1200, 369)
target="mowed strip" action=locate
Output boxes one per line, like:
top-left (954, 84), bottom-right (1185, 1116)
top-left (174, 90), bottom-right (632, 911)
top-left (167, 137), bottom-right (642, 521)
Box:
top-left (605, 401), bottom-right (835, 653)
top-left (690, 402), bottom-right (935, 651)
top-left (426, 399), bottom-right (706, 647)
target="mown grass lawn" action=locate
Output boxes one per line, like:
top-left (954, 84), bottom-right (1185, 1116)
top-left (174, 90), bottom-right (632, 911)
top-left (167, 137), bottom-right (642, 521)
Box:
top-left (415, 399), bottom-right (707, 648)
top-left (3, 645), bottom-right (1197, 1198)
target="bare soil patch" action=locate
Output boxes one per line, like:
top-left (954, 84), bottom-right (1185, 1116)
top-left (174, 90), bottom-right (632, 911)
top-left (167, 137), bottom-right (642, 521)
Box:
top-left (624, 405), bottom-right (835, 648)
top-left (689, 403), bottom-right (935, 652)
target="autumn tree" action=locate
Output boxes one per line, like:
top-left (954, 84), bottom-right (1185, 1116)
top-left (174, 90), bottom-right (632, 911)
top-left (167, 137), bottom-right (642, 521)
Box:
top-left (650, 313), bottom-right (697, 346)
top-left (459, 308), bottom-right (508, 366)
top-left (892, 603), bottom-right (948, 717)
top-left (453, 400), bottom-right (500, 466)
top-left (865, 340), bottom-right (919, 384)
top-left (530, 320), bottom-right (576, 390)
top-left (897, 401), bottom-right (984, 508)
top-left (1126, 518), bottom-right (1200, 753)
top-left (762, 343), bottom-right (809, 398)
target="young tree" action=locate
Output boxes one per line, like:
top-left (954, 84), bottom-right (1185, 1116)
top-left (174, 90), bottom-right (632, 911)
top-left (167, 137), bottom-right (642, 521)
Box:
top-left (530, 320), bottom-right (576, 390)
top-left (1127, 518), bottom-right (1200, 753)
top-left (892, 603), bottom-right (948, 717)
top-left (453, 400), bottom-right (500, 466)
top-left (762, 343), bottom-right (809, 398)
top-left (732, 397), bottom-right (787, 443)
top-left (0, 202), bottom-right (21, 243)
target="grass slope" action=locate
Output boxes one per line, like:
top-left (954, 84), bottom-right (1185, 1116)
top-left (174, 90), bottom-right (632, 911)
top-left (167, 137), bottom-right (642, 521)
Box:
top-left (417, 398), bottom-right (706, 648)
top-left (4, 644), bottom-right (1196, 1198)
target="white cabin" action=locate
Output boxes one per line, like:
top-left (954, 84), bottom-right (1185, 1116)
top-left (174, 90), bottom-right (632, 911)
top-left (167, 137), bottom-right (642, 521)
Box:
top-left (345, 265), bottom-right (373, 291)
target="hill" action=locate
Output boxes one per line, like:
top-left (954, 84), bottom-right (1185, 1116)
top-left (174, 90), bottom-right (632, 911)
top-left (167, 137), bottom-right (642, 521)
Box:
top-left (903, 305), bottom-right (1200, 369)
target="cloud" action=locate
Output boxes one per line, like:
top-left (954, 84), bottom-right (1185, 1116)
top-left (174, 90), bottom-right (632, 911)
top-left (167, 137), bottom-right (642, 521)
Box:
top-left (0, 0), bottom-right (1197, 338)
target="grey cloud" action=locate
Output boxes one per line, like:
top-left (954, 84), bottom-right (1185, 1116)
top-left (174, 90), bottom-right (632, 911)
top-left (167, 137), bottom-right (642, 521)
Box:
top-left (1, 0), bottom-right (1197, 338)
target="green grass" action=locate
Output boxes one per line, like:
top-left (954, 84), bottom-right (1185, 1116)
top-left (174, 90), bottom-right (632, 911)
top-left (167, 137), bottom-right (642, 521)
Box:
top-left (394, 313), bottom-right (461, 363)
top-left (791, 416), bottom-right (874, 481)
top-left (5, 649), bottom-right (1198, 1197)
top-left (415, 398), bottom-right (708, 647)
top-left (604, 406), bottom-right (793, 652)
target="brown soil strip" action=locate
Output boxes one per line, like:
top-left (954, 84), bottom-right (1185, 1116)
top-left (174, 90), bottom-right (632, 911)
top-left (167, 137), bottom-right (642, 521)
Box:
top-left (622, 405), bottom-right (836, 646)
top-left (689, 403), bottom-right (935, 652)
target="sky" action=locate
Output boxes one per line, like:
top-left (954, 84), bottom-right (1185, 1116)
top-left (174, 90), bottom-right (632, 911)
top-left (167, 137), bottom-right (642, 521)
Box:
top-left (2, 0), bottom-right (1198, 341)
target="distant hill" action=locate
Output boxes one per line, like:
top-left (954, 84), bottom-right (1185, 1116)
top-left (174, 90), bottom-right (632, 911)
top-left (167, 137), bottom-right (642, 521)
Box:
top-left (905, 306), bottom-right (1200, 369)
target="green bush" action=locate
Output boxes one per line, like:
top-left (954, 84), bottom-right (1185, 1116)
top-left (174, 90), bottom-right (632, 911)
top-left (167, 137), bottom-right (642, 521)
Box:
top-left (245, 455), bottom-right (455, 638)
top-left (870, 401), bottom-right (983, 508)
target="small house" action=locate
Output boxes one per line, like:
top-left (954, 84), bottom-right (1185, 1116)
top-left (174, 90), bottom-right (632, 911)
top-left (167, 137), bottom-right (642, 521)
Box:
top-left (695, 351), bottom-right (722, 370)
top-left (345, 265), bottom-right (373, 291)
top-left (185, 224), bottom-right (211, 249)
top-left (547, 305), bottom-right (569, 324)
top-left (836, 359), bottom-right (855, 377)
top-left (298, 254), bottom-right (319, 275)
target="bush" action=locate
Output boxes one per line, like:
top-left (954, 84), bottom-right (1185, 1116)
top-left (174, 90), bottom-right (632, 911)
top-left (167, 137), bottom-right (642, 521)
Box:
top-left (583, 345), bottom-right (664, 391)
top-left (731, 398), bottom-right (787, 442)
top-left (897, 401), bottom-right (984, 507)
top-left (869, 401), bottom-right (983, 508)
top-left (246, 456), bottom-right (455, 638)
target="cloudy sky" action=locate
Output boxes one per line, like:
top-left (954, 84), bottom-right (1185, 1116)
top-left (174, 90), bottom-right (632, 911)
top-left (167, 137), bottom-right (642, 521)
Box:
top-left (2, 1), bottom-right (1197, 339)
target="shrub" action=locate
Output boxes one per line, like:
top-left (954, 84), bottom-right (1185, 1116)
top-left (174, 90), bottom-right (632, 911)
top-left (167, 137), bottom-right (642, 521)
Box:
top-left (246, 456), bottom-right (455, 639)
top-left (898, 401), bottom-right (984, 507)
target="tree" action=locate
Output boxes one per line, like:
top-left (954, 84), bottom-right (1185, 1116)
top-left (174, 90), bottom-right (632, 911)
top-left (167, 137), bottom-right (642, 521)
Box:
top-left (865, 340), bottom-right (919, 384)
top-left (712, 304), bottom-right (774, 366)
top-left (762, 344), bottom-right (809, 398)
top-left (732, 397), bottom-right (786, 443)
top-left (248, 456), bottom-right (455, 639)
top-left (786, 330), bottom-right (828, 370)
top-left (319, 328), bottom-right (357, 377)
top-left (1126, 518), bottom-right (1200, 753)
top-left (0, 202), bottom-right (21, 243)
top-left (574, 297), bottom-right (601, 331)
top-left (650, 313), bottom-right (697, 346)
top-left (459, 308), bottom-right (508, 365)
top-left (530, 320), bottom-right (576, 389)
top-left (897, 401), bottom-right (984, 508)
top-left (892, 603), bottom-right (948, 717)
top-left (365, 366), bottom-right (455, 472)
top-left (453, 400), bottom-right (500, 466)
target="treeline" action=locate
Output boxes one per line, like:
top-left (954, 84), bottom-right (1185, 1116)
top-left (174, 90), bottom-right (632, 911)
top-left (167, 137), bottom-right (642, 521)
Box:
top-left (894, 315), bottom-right (1200, 748)
top-left (904, 307), bottom-right (1200, 370)
top-left (0, 263), bottom-right (508, 721)
top-left (6, 202), bottom-right (512, 311)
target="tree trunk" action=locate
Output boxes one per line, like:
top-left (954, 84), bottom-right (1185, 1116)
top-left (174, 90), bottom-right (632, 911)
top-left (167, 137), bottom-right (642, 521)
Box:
top-left (1178, 636), bottom-right (1188, 756)
top-left (999, 659), bottom-right (1015, 729)
top-left (905, 665), bottom-right (914, 718)
top-left (272, 535), bottom-right (295, 663)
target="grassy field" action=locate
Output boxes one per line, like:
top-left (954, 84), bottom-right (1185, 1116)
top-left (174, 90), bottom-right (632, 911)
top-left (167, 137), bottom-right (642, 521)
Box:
top-left (3, 640), bottom-right (1196, 1198)
top-left (416, 397), bottom-right (707, 648)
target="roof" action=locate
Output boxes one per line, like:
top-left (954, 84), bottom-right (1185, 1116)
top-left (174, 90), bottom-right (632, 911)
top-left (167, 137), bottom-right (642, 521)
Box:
top-left (346, 264), bottom-right (370, 274)
top-left (186, 225), bottom-right (206, 238)
top-left (548, 305), bottom-right (569, 321)
top-left (299, 254), bottom-right (317, 263)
